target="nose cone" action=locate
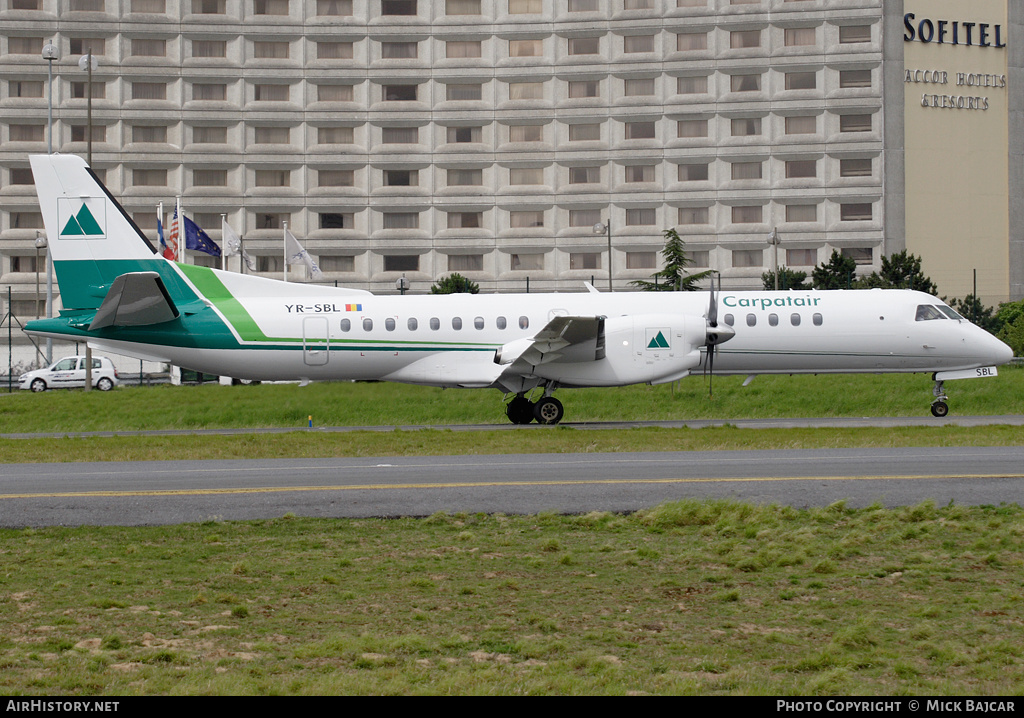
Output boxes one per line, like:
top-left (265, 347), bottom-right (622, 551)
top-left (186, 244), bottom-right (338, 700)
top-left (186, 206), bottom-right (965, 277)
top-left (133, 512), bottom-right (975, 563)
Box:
top-left (992, 335), bottom-right (1015, 366)
top-left (973, 326), bottom-right (1015, 366)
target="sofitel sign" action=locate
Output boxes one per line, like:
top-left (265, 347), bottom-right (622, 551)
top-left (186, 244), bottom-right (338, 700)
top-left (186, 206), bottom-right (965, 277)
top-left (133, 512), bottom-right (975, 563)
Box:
top-left (904, 13), bottom-right (1007, 48)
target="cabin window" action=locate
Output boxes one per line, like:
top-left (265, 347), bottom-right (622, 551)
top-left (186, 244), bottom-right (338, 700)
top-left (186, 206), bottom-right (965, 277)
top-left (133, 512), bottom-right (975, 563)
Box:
top-left (746, 314), bottom-right (756, 327)
top-left (452, 317), bottom-right (463, 330)
top-left (497, 316), bottom-right (507, 330)
top-left (791, 313), bottom-right (801, 326)
top-left (385, 318), bottom-right (396, 331)
top-left (430, 317), bottom-right (440, 330)
top-left (363, 318), bottom-right (373, 331)
top-left (724, 314), bottom-right (734, 326)
top-left (768, 313), bottom-right (778, 326)
top-left (519, 316), bottom-right (530, 330)
top-left (340, 318), bottom-right (351, 332)
top-left (408, 318), bottom-right (418, 330)
top-left (474, 317), bottom-right (485, 330)
top-left (916, 305), bottom-right (945, 321)
top-left (813, 313), bottom-right (823, 326)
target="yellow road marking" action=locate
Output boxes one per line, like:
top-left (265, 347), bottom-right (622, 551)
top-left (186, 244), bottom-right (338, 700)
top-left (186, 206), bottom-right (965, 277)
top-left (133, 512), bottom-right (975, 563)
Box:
top-left (1, 473), bottom-right (1019, 500)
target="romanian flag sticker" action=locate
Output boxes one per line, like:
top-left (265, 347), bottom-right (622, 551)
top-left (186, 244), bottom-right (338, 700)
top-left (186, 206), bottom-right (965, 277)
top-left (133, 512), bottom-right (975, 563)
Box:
top-left (345, 304), bottom-right (363, 312)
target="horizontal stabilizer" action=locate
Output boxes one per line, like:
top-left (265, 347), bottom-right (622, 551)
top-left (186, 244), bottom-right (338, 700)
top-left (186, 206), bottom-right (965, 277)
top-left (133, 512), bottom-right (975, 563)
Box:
top-left (89, 272), bottom-right (179, 330)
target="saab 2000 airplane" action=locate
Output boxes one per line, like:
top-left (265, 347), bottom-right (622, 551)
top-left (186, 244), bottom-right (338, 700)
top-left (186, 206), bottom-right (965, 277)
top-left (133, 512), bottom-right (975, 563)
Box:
top-left (25, 154), bottom-right (1013, 424)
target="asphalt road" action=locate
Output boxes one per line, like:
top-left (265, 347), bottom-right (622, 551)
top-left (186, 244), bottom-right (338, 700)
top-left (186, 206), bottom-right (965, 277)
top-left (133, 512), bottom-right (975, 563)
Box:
top-left (1, 446), bottom-right (1022, 527)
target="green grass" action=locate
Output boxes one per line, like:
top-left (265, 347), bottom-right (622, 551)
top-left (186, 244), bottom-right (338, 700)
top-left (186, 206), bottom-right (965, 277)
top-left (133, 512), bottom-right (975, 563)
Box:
top-left (1, 501), bottom-right (1022, 695)
top-left (0, 365), bottom-right (1021, 434)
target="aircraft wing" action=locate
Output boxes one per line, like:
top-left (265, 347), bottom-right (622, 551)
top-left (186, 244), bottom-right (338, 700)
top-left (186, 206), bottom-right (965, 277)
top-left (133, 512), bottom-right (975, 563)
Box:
top-left (495, 315), bottom-right (606, 378)
top-left (89, 272), bottom-right (180, 330)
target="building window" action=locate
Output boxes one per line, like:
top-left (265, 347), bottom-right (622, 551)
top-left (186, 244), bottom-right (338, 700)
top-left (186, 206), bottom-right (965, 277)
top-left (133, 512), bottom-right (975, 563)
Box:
top-left (677, 76), bottom-right (708, 95)
top-left (732, 249), bottom-right (763, 267)
top-left (624, 78), bottom-right (655, 96)
top-left (11, 0), bottom-right (42, 8)
top-left (787, 248), bottom-right (818, 265)
top-left (569, 166), bottom-right (600, 184)
top-left (254, 126), bottom-right (290, 144)
top-left (381, 41), bottom-right (417, 59)
top-left (839, 70), bottom-right (872, 89)
top-left (676, 33), bottom-right (707, 51)
top-left (625, 121), bottom-right (656, 140)
top-left (731, 118), bottom-right (761, 136)
top-left (255, 170), bottom-right (290, 187)
top-left (70, 82), bottom-right (106, 99)
top-left (730, 74), bottom-right (761, 92)
top-left (784, 27), bottom-right (816, 46)
top-left (509, 168), bottom-right (543, 185)
top-left (568, 81), bottom-right (600, 99)
top-left (381, 0), bottom-right (416, 13)
top-left (568, 0), bottom-right (597, 9)
top-left (840, 158), bottom-right (872, 177)
top-left (10, 212), bottom-right (44, 228)
top-left (446, 84), bottom-right (482, 101)
top-left (131, 39), bottom-right (167, 56)
top-left (623, 35), bottom-right (655, 53)
top-left (254, 84), bottom-right (289, 101)
top-left (320, 213), bottom-right (353, 229)
top-left (730, 30), bottom-right (761, 49)
top-left (625, 165), bottom-right (655, 183)
top-left (447, 212), bottom-right (482, 228)
top-left (446, 0), bottom-right (480, 14)
top-left (626, 252), bottom-right (657, 270)
top-left (447, 126), bottom-right (482, 143)
top-left (842, 247), bottom-right (873, 265)
top-left (318, 126), bottom-right (354, 144)
top-left (570, 253), bottom-right (601, 270)
top-left (132, 82), bottom-right (166, 100)
top-left (447, 41), bottom-right (482, 58)
top-left (69, 0), bottom-right (104, 9)
top-left (785, 160), bottom-right (816, 178)
top-left (447, 169), bottom-right (482, 186)
top-left (509, 82), bottom-right (544, 100)
top-left (70, 125), bottom-right (105, 142)
top-left (254, 0), bottom-right (289, 14)
top-left (193, 0), bottom-right (227, 13)
top-left (132, 169), bottom-right (167, 186)
top-left (382, 126), bottom-right (419, 143)
top-left (320, 255), bottom-right (355, 272)
top-left (256, 213), bottom-right (289, 229)
top-left (318, 170), bottom-right (354, 186)
top-left (785, 115), bottom-right (816, 134)
top-left (318, 42), bottom-right (354, 59)
top-left (318, 85), bottom-right (354, 102)
top-left (383, 212), bottom-right (420, 229)
top-left (732, 206), bottom-right (762, 224)
top-left (840, 114), bottom-right (872, 132)
top-left (254, 41), bottom-right (289, 59)
top-left (448, 255), bottom-right (483, 272)
top-left (785, 72), bottom-right (816, 90)
top-left (193, 83), bottom-right (226, 101)
top-left (193, 169), bottom-right (227, 186)
top-left (69, 38), bottom-right (105, 55)
top-left (569, 209), bottom-right (601, 227)
top-left (509, 125), bottom-right (543, 142)
top-left (677, 119), bottom-right (708, 138)
top-left (569, 123), bottom-right (600, 141)
top-left (510, 39), bottom-right (541, 57)
top-left (785, 205), bottom-right (817, 223)
top-left (624, 0), bottom-right (653, 8)
top-left (384, 85), bottom-right (417, 101)
top-left (677, 164), bottom-right (708, 181)
top-left (840, 203), bottom-right (872, 221)
top-left (839, 25), bottom-right (871, 43)
top-left (510, 211), bottom-right (544, 228)
top-left (511, 253), bottom-right (544, 271)
top-left (132, 125), bottom-right (167, 143)
top-left (625, 208), bottom-right (656, 226)
top-left (193, 126), bottom-right (227, 143)
top-left (568, 37), bottom-right (600, 55)
top-left (678, 207), bottom-right (709, 225)
top-left (9, 168), bottom-right (33, 184)
top-left (383, 169), bottom-right (417, 187)
top-left (193, 40), bottom-right (226, 57)
top-left (731, 162), bottom-right (762, 180)
top-left (508, 0), bottom-right (542, 13)
top-left (384, 255), bottom-right (419, 272)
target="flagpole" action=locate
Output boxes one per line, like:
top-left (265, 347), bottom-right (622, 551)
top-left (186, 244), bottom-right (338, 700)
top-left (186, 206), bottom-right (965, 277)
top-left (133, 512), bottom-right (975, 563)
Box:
top-left (221, 214), bottom-right (226, 272)
top-left (176, 197), bottom-right (182, 263)
top-left (283, 221), bottom-right (288, 283)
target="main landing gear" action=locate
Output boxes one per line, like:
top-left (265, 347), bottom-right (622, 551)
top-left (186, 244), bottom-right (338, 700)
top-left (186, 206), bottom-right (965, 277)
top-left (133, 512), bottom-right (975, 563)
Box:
top-left (930, 379), bottom-right (949, 418)
top-left (505, 390), bottom-right (565, 425)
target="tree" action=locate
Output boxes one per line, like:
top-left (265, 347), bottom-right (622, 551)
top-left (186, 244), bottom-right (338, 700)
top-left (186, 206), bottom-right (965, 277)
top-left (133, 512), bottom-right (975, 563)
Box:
top-left (630, 228), bottom-right (713, 291)
top-left (948, 294), bottom-right (998, 332)
top-left (430, 273), bottom-right (479, 294)
top-left (997, 312), bottom-right (1024, 357)
top-left (762, 266), bottom-right (808, 291)
top-left (811, 250), bottom-right (857, 290)
top-left (856, 250), bottom-right (937, 295)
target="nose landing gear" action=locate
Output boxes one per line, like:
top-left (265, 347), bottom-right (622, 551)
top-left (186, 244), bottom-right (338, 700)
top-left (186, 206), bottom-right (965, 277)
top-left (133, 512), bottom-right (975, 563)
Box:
top-left (931, 379), bottom-right (949, 418)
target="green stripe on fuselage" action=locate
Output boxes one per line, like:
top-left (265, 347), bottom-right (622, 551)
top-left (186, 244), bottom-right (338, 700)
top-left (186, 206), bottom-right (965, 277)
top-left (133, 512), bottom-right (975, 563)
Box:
top-left (177, 264), bottom-right (282, 343)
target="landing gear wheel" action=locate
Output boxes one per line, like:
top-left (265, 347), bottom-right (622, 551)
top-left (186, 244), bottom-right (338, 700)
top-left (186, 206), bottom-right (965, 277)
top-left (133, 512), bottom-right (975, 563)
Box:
top-left (533, 396), bottom-right (564, 425)
top-left (930, 401), bottom-right (949, 418)
top-left (30, 378), bottom-right (46, 392)
top-left (506, 396), bottom-right (535, 425)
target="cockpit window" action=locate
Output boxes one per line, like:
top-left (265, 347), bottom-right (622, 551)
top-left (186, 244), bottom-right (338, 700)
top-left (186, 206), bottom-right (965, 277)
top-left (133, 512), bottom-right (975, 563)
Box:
top-left (915, 305), bottom-right (946, 321)
top-left (937, 306), bottom-right (963, 321)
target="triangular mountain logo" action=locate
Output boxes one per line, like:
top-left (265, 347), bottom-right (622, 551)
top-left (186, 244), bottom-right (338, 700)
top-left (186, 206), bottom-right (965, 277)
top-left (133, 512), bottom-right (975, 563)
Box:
top-left (647, 331), bottom-right (670, 349)
top-left (61, 204), bottom-right (104, 237)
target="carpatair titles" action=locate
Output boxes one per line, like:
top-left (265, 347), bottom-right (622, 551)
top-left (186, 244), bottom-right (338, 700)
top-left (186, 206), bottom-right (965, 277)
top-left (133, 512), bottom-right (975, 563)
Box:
top-left (722, 295), bottom-right (822, 310)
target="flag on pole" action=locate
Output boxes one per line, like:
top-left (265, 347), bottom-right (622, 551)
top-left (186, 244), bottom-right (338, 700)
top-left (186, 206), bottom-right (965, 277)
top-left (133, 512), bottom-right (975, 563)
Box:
top-left (285, 228), bottom-right (322, 281)
top-left (184, 215), bottom-right (221, 257)
top-left (163, 202), bottom-right (180, 261)
top-left (222, 219), bottom-right (254, 271)
top-left (157, 203), bottom-right (166, 255)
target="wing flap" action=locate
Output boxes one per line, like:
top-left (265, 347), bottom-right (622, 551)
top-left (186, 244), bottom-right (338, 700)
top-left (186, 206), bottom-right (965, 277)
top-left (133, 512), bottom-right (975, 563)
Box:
top-left (89, 272), bottom-right (180, 330)
top-left (497, 315), bottom-right (606, 377)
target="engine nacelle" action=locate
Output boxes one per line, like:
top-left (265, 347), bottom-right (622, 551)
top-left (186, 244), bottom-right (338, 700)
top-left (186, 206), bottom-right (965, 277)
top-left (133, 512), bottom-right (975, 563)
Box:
top-left (533, 313), bottom-right (704, 387)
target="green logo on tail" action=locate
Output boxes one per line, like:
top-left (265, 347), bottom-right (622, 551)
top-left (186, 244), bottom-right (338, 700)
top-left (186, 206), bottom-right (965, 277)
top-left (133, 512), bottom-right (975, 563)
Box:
top-left (60, 204), bottom-right (104, 237)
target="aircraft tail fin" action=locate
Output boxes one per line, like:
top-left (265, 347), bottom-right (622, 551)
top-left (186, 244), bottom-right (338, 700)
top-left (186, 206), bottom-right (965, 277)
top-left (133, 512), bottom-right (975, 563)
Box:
top-left (30, 154), bottom-right (161, 310)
